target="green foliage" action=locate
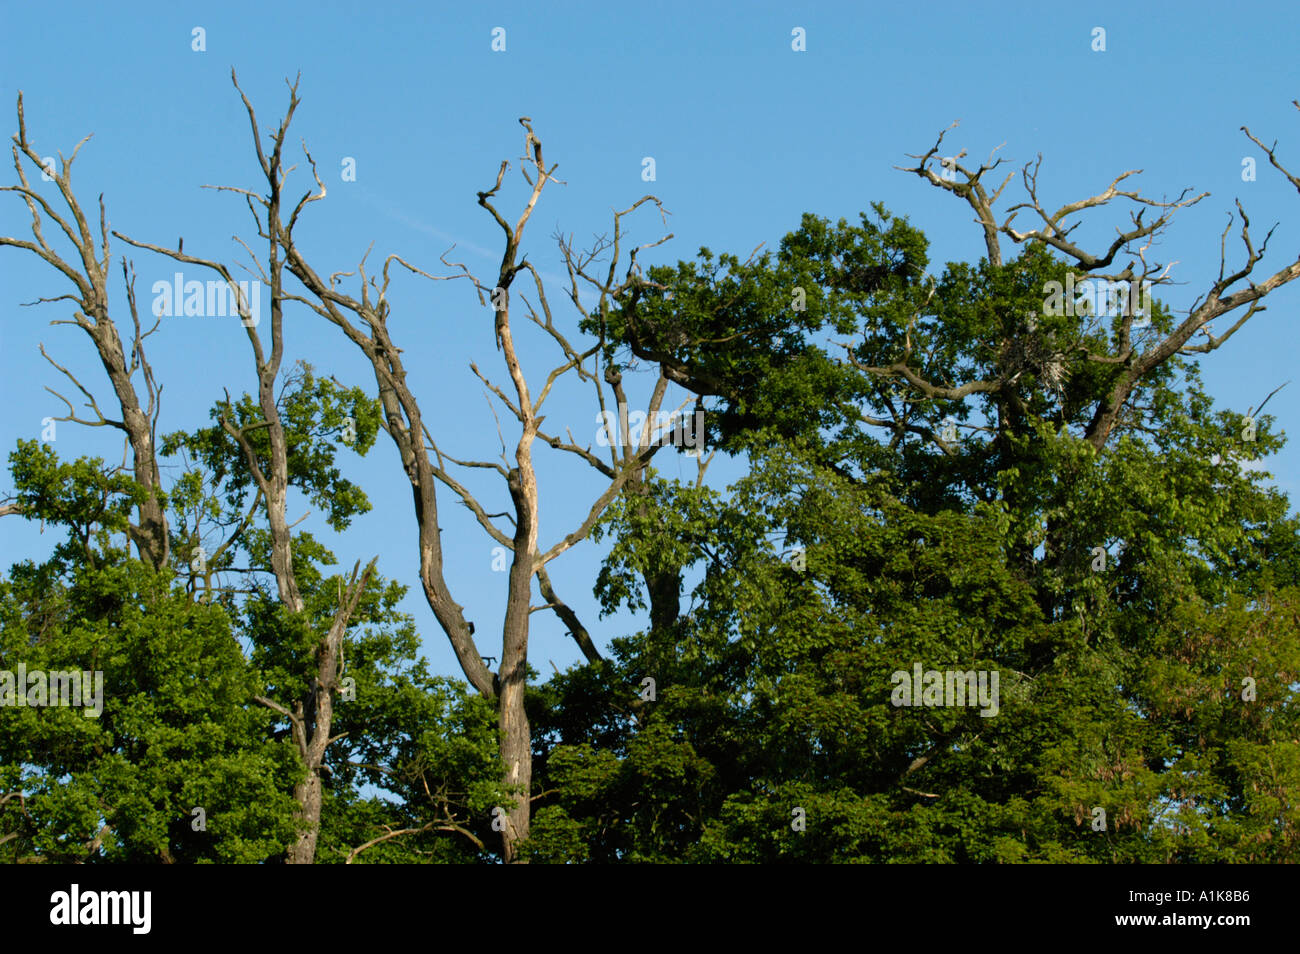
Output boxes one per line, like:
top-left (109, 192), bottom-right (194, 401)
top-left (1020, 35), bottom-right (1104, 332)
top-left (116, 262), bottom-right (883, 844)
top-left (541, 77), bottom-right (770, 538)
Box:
top-left (316, 586), bottom-right (507, 863)
top-left (6, 440), bottom-right (144, 573)
top-left (5, 188), bottom-right (1297, 864)
top-left (0, 554), bottom-right (301, 862)
top-left (161, 359), bottom-right (379, 536)
top-left (1, 379), bottom-right (501, 863)
top-left (531, 210), bottom-right (1300, 864)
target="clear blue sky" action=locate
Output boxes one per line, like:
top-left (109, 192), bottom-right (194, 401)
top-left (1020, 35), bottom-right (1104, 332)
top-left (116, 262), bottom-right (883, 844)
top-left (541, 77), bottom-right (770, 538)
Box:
top-left (2, 0), bottom-right (1298, 678)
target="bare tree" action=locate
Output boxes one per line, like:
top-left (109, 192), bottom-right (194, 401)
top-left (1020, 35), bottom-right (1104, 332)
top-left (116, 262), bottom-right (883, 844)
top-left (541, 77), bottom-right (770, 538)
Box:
top-left (115, 74), bottom-right (377, 864)
top-left (553, 219), bottom-right (718, 636)
top-left (890, 112), bottom-right (1300, 455)
top-left (839, 108), bottom-right (1300, 603)
top-left (0, 93), bottom-right (169, 569)
top-left (273, 104), bottom-right (680, 861)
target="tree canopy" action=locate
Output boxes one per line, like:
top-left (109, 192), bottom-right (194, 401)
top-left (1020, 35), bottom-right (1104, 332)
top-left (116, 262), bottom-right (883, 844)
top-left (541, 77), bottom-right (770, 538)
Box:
top-left (3, 82), bottom-right (1298, 864)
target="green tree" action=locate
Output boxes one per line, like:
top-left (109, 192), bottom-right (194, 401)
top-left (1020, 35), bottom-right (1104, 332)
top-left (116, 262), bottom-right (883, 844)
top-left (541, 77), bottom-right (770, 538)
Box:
top-left (0, 441), bottom-right (300, 862)
top-left (531, 116), bottom-right (1300, 862)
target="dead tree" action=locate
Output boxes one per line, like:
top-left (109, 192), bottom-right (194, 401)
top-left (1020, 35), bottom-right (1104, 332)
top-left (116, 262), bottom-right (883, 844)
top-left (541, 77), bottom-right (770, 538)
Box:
top-left (0, 93), bottom-right (169, 569)
top-left (553, 221), bottom-right (718, 636)
top-left (115, 73), bottom-right (377, 864)
top-left (887, 112), bottom-right (1300, 456)
top-left (274, 105), bottom-right (678, 861)
top-left (857, 110), bottom-right (1300, 609)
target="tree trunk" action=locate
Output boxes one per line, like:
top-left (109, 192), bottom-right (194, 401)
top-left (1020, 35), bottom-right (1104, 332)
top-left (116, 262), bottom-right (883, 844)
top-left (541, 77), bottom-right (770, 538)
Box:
top-left (497, 675), bottom-right (532, 863)
top-left (499, 462), bottom-right (538, 863)
top-left (93, 318), bottom-right (169, 570)
top-left (287, 771), bottom-right (323, 865)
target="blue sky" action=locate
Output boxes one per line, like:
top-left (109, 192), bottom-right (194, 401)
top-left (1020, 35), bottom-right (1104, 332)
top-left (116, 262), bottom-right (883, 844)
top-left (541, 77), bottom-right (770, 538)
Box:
top-left (2, 0), bottom-right (1298, 678)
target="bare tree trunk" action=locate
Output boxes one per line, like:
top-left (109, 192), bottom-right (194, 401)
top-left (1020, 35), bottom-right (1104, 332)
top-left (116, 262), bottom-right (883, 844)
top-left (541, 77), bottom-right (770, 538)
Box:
top-left (88, 310), bottom-right (169, 568)
top-left (1, 95), bottom-right (169, 570)
top-left (286, 775), bottom-right (323, 865)
top-left (273, 107), bottom-right (672, 862)
top-left (281, 563), bottom-right (372, 863)
top-left (118, 73), bottom-right (378, 864)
